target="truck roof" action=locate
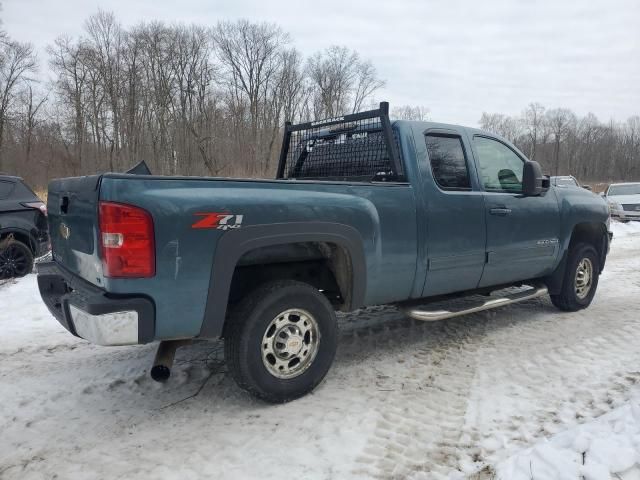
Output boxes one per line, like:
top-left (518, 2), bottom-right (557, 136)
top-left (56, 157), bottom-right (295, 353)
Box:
top-left (392, 119), bottom-right (497, 138)
top-left (0, 174), bottom-right (22, 182)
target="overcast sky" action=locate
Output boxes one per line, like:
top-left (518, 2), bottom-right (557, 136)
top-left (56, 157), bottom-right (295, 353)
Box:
top-left (3, 0), bottom-right (639, 125)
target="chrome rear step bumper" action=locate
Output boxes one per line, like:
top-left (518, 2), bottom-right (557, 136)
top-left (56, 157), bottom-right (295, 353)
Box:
top-left (37, 261), bottom-right (155, 345)
top-left (403, 284), bottom-right (548, 322)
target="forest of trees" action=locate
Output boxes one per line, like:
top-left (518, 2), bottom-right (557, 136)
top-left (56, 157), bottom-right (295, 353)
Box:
top-left (0, 10), bottom-right (639, 190)
top-left (479, 106), bottom-right (640, 184)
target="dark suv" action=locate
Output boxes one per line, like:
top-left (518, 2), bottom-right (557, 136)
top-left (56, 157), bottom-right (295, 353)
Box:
top-left (0, 175), bottom-right (49, 278)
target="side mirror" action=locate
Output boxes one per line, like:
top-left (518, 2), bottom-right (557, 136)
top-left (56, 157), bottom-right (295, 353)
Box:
top-left (522, 161), bottom-right (548, 196)
top-left (599, 192), bottom-right (606, 198)
top-left (582, 185), bottom-right (592, 191)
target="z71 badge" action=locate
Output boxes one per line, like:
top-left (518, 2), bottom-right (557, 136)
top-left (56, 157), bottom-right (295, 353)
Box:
top-left (192, 213), bottom-right (243, 230)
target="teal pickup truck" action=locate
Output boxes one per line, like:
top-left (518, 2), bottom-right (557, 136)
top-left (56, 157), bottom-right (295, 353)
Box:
top-left (38, 103), bottom-right (611, 403)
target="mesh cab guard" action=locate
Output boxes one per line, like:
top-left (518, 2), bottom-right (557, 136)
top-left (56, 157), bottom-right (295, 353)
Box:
top-left (276, 102), bottom-right (404, 182)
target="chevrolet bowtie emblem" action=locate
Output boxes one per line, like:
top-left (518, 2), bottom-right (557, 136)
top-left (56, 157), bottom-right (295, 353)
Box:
top-left (60, 223), bottom-right (71, 240)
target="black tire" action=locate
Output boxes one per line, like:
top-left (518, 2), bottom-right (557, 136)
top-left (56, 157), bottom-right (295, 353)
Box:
top-left (550, 242), bottom-right (599, 312)
top-left (0, 240), bottom-right (34, 279)
top-left (224, 280), bottom-right (338, 403)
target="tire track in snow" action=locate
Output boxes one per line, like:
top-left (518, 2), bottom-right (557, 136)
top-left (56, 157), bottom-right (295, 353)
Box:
top-left (462, 296), bottom-right (640, 470)
top-left (346, 238), bottom-right (640, 478)
top-left (349, 316), bottom-right (491, 479)
top-left (2, 224), bottom-right (640, 480)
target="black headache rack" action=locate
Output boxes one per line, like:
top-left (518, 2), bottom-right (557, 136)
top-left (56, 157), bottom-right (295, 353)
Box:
top-left (276, 102), bottom-right (404, 182)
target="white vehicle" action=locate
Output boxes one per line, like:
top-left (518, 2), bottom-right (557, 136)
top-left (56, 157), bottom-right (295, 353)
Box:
top-left (551, 175), bottom-right (593, 191)
top-left (603, 182), bottom-right (640, 222)
top-left (551, 175), bottom-right (580, 188)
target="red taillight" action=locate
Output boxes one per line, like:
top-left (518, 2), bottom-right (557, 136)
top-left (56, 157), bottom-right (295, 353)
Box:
top-left (22, 201), bottom-right (47, 216)
top-left (98, 201), bottom-right (155, 278)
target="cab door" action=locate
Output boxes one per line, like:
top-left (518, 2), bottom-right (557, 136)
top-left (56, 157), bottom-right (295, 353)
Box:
top-left (419, 129), bottom-right (486, 297)
top-left (470, 135), bottom-right (561, 287)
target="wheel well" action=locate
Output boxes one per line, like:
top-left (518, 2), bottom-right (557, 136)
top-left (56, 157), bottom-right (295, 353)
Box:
top-left (569, 222), bottom-right (608, 271)
top-left (0, 230), bottom-right (35, 254)
top-left (228, 242), bottom-right (354, 311)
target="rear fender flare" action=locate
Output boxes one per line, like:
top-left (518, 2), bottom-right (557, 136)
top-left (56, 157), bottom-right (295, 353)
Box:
top-left (0, 226), bottom-right (38, 253)
top-left (198, 222), bottom-right (367, 338)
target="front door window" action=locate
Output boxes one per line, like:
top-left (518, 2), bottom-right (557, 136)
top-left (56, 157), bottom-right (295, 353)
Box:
top-left (473, 136), bottom-right (524, 193)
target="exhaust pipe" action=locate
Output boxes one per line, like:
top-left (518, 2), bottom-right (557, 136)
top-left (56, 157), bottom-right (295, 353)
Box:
top-left (150, 340), bottom-right (191, 382)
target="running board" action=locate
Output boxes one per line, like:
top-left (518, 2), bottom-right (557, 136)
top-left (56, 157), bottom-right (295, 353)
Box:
top-left (403, 284), bottom-right (548, 322)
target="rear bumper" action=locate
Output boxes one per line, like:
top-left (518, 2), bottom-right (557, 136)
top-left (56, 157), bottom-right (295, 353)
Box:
top-left (37, 261), bottom-right (155, 345)
top-left (35, 237), bottom-right (50, 257)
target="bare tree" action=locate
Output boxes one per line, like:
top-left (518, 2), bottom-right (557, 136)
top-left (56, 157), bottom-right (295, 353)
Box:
top-left (392, 105), bottom-right (429, 121)
top-left (307, 46), bottom-right (357, 118)
top-left (623, 116), bottom-right (640, 178)
top-left (166, 24), bottom-right (215, 174)
top-left (0, 1), bottom-right (7, 44)
top-left (85, 10), bottom-right (124, 171)
top-left (212, 20), bottom-right (289, 171)
top-left (545, 108), bottom-right (577, 176)
top-left (479, 112), bottom-right (522, 142)
top-left (277, 49), bottom-right (307, 123)
top-left (19, 84), bottom-right (47, 164)
top-left (306, 46), bottom-right (384, 119)
top-left (2, 10), bottom-right (639, 192)
top-left (478, 105), bottom-right (640, 184)
top-left (352, 60), bottom-right (385, 113)
top-left (523, 102), bottom-right (546, 160)
top-left (0, 39), bottom-right (36, 168)
top-left (48, 36), bottom-right (87, 174)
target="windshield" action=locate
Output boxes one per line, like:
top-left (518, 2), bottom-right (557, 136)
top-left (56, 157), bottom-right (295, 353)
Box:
top-left (608, 184), bottom-right (640, 196)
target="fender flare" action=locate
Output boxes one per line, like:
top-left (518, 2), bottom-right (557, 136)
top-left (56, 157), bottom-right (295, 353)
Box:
top-left (198, 222), bottom-right (367, 339)
top-left (544, 222), bottom-right (610, 294)
top-left (0, 226), bottom-right (38, 252)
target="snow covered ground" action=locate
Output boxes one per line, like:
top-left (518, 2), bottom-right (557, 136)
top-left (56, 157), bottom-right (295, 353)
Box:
top-left (1, 221), bottom-right (640, 480)
top-left (497, 402), bottom-right (640, 480)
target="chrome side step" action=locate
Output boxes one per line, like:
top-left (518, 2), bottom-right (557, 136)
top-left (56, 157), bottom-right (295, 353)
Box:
top-left (403, 284), bottom-right (548, 322)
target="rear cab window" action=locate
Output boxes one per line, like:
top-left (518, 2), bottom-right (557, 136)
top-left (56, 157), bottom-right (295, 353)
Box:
top-left (425, 134), bottom-right (471, 191)
top-left (14, 180), bottom-right (39, 199)
top-left (0, 180), bottom-right (15, 199)
top-left (473, 136), bottom-right (524, 193)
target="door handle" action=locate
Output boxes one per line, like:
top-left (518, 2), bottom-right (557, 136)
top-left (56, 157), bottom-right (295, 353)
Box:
top-left (490, 207), bottom-right (512, 216)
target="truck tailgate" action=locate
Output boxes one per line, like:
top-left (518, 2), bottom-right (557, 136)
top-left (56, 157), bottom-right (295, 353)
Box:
top-left (47, 175), bottom-right (103, 285)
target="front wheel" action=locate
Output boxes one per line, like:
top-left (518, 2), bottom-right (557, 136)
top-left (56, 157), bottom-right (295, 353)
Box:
top-left (224, 280), bottom-right (338, 403)
top-left (550, 242), bottom-right (600, 312)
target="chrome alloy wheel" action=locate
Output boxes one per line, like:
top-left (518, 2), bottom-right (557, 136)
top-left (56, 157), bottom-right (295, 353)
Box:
top-left (575, 257), bottom-right (594, 299)
top-left (261, 309), bottom-right (320, 379)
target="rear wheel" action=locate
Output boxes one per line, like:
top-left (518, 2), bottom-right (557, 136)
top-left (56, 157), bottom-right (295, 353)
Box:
top-left (550, 242), bottom-right (599, 312)
top-left (0, 240), bottom-right (34, 279)
top-left (224, 280), bottom-right (338, 403)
